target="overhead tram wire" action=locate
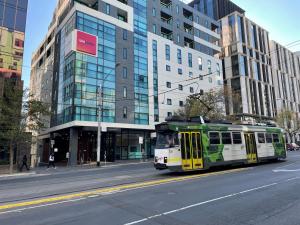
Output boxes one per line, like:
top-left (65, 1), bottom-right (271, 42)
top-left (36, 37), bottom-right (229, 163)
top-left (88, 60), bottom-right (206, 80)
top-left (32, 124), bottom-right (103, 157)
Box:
top-left (15, 48), bottom-right (300, 108)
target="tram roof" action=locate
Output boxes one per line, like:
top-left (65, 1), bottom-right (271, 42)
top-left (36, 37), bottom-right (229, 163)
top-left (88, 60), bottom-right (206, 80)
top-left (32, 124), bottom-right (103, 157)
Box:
top-left (156, 122), bottom-right (282, 133)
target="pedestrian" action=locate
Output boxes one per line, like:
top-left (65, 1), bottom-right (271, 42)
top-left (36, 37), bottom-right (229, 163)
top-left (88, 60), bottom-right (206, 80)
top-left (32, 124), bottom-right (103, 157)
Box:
top-left (48, 153), bottom-right (56, 169)
top-left (20, 154), bottom-right (29, 171)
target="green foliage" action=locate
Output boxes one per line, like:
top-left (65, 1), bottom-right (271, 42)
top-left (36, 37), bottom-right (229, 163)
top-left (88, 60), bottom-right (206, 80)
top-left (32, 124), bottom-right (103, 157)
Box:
top-left (276, 109), bottom-right (300, 139)
top-left (0, 81), bottom-right (51, 172)
top-left (175, 88), bottom-right (226, 120)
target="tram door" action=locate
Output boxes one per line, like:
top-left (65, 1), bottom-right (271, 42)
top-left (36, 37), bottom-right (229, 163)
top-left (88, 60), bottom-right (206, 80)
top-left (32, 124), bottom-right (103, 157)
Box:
top-left (180, 132), bottom-right (203, 171)
top-left (244, 133), bottom-right (258, 163)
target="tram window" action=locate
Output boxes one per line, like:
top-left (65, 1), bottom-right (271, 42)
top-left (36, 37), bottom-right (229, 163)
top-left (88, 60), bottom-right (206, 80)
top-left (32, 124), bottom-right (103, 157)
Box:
top-left (186, 133), bottom-right (191, 159)
top-left (181, 134), bottom-right (186, 159)
top-left (272, 134), bottom-right (279, 143)
top-left (209, 132), bottom-right (220, 145)
top-left (232, 132), bottom-right (242, 144)
top-left (221, 132), bottom-right (232, 144)
top-left (192, 134), bottom-right (198, 158)
top-left (197, 133), bottom-right (202, 157)
top-left (266, 133), bottom-right (272, 143)
top-left (258, 133), bottom-right (265, 143)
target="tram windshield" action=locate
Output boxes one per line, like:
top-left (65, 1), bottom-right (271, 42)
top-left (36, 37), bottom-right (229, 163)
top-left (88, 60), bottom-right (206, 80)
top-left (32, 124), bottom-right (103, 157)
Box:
top-left (156, 132), bottom-right (179, 149)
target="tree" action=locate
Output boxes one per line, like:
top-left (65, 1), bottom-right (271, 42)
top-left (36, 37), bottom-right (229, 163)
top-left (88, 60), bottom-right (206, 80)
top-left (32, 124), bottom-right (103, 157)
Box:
top-left (0, 81), bottom-right (50, 173)
top-left (175, 88), bottom-right (226, 120)
top-left (276, 109), bottom-right (300, 143)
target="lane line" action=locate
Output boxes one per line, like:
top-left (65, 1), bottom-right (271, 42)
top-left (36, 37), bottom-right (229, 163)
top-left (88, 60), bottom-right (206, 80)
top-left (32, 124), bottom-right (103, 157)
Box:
top-left (123, 183), bottom-right (278, 225)
top-left (286, 177), bottom-right (300, 181)
top-left (0, 198), bottom-right (87, 215)
top-left (0, 168), bottom-right (247, 213)
top-left (275, 162), bottom-right (297, 169)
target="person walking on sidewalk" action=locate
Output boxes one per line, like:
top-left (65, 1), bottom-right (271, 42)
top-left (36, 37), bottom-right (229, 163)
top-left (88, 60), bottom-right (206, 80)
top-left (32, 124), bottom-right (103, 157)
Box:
top-left (48, 153), bottom-right (56, 169)
top-left (20, 154), bottom-right (30, 171)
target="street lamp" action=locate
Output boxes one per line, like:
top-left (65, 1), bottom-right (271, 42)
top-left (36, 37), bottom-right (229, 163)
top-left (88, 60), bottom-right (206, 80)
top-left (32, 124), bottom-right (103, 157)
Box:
top-left (97, 63), bottom-right (120, 167)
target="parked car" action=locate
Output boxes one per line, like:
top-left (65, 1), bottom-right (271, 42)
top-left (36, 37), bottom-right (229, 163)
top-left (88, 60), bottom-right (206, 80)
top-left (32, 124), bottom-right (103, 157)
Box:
top-left (286, 143), bottom-right (300, 151)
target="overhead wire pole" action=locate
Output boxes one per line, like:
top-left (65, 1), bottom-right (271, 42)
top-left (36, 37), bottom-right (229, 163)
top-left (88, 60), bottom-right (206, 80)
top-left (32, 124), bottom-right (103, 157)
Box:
top-left (97, 63), bottom-right (120, 167)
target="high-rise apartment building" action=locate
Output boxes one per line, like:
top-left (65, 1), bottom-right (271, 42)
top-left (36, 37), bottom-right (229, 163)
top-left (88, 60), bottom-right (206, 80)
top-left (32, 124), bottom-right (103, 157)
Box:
top-left (219, 11), bottom-right (275, 123)
top-left (0, 0), bottom-right (28, 162)
top-left (188, 0), bottom-right (245, 20)
top-left (270, 41), bottom-right (300, 141)
top-left (30, 0), bottom-right (223, 165)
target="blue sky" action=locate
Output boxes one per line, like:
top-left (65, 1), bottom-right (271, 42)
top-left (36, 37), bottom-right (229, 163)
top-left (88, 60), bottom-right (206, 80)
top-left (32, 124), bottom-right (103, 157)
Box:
top-left (22, 0), bottom-right (57, 89)
top-left (22, 0), bottom-right (300, 88)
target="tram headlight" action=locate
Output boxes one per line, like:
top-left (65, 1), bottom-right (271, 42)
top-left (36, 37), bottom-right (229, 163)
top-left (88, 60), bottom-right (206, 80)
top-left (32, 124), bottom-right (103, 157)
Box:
top-left (164, 157), bottom-right (168, 163)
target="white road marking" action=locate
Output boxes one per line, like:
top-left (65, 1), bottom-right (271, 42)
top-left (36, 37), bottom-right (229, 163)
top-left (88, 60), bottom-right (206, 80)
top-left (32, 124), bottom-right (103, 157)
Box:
top-left (275, 162), bottom-right (297, 169)
top-left (273, 169), bottom-right (300, 172)
top-left (286, 177), bottom-right (300, 181)
top-left (123, 183), bottom-right (278, 225)
top-left (87, 195), bottom-right (100, 198)
top-left (0, 198), bottom-right (87, 215)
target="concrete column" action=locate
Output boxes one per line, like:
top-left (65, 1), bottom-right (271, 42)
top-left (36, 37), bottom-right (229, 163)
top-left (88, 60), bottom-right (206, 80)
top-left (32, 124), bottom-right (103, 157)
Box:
top-left (69, 128), bottom-right (78, 166)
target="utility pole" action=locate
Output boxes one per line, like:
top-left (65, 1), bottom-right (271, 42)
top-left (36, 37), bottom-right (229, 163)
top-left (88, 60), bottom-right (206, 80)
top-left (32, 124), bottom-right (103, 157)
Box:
top-left (96, 63), bottom-right (119, 167)
top-left (97, 83), bottom-right (102, 167)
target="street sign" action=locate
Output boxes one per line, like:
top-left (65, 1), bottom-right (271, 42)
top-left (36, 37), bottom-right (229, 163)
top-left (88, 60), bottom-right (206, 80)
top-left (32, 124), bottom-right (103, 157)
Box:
top-left (139, 137), bottom-right (143, 144)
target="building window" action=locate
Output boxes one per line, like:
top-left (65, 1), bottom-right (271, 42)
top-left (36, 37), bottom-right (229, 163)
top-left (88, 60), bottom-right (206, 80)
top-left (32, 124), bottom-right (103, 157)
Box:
top-left (153, 24), bottom-right (157, 34)
top-left (189, 72), bottom-right (193, 77)
top-left (198, 57), bottom-right (203, 70)
top-left (123, 29), bottom-right (127, 40)
top-left (123, 48), bottom-right (127, 59)
top-left (167, 99), bottom-right (172, 105)
top-left (166, 82), bottom-right (171, 88)
top-left (152, 8), bottom-right (156, 16)
top-left (188, 53), bottom-right (192, 67)
top-left (176, 5), bottom-right (179, 14)
top-left (190, 87), bottom-right (194, 93)
top-left (123, 67), bottom-right (127, 78)
top-left (208, 60), bottom-right (211, 73)
top-left (178, 68), bottom-right (182, 74)
top-left (123, 107), bottom-right (127, 118)
top-left (166, 65), bottom-right (171, 71)
top-left (177, 49), bottom-right (182, 64)
top-left (179, 101), bottom-right (184, 107)
top-left (196, 16), bottom-right (199, 24)
top-left (177, 34), bottom-right (180, 43)
top-left (105, 3), bottom-right (110, 15)
top-left (216, 63), bottom-right (220, 76)
top-left (167, 112), bottom-right (172, 117)
top-left (208, 77), bottom-right (212, 83)
top-left (165, 44), bottom-right (170, 61)
top-left (123, 87), bottom-right (127, 98)
top-left (178, 84), bottom-right (183, 90)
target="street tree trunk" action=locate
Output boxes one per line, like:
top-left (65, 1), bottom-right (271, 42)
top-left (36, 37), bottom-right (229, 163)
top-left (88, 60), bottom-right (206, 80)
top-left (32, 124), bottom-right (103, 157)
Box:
top-left (9, 141), bottom-right (14, 174)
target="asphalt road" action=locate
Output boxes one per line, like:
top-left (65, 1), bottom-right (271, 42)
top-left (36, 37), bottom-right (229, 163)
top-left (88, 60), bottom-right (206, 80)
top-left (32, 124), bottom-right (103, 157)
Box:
top-left (1, 152), bottom-right (300, 225)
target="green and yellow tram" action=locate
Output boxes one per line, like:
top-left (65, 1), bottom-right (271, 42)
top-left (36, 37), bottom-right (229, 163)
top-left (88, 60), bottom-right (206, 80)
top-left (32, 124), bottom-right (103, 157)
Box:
top-left (154, 121), bottom-right (286, 172)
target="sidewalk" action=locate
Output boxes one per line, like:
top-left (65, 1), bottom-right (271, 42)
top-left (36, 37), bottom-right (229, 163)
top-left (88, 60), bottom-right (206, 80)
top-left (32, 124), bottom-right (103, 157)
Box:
top-left (0, 158), bottom-right (153, 179)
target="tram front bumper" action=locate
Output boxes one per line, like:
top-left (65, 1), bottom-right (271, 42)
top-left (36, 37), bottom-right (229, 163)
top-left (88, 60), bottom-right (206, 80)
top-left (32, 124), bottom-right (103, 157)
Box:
top-left (154, 163), bottom-right (168, 170)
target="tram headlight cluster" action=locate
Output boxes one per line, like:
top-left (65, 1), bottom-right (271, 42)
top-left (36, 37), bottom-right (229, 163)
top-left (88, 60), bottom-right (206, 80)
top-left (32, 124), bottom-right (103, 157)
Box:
top-left (164, 157), bottom-right (168, 163)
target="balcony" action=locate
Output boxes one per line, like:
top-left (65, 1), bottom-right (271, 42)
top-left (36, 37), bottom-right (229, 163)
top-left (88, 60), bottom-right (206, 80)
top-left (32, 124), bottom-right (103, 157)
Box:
top-left (183, 8), bottom-right (193, 21)
top-left (161, 27), bottom-right (173, 41)
top-left (161, 11), bottom-right (172, 25)
top-left (183, 22), bottom-right (194, 35)
top-left (117, 9), bottom-right (128, 22)
top-left (160, 0), bottom-right (172, 10)
top-left (184, 37), bottom-right (194, 49)
top-left (117, 0), bottom-right (128, 4)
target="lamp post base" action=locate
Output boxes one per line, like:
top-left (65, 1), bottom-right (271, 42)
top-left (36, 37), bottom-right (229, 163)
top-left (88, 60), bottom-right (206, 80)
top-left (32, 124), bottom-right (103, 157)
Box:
top-left (97, 161), bottom-right (100, 167)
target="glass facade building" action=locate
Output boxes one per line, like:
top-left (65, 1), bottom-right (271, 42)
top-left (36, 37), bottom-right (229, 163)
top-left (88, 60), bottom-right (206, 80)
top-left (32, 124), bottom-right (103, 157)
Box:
top-left (0, 0), bottom-right (28, 162)
top-left (133, 0), bottom-right (149, 125)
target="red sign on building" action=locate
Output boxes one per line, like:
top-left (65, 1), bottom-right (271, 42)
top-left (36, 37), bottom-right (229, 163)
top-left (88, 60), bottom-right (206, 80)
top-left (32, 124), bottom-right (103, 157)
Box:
top-left (76, 30), bottom-right (97, 56)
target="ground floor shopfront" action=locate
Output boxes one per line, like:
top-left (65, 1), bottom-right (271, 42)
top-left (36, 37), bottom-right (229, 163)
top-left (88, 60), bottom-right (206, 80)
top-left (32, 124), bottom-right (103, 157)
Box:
top-left (37, 125), bottom-right (155, 166)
